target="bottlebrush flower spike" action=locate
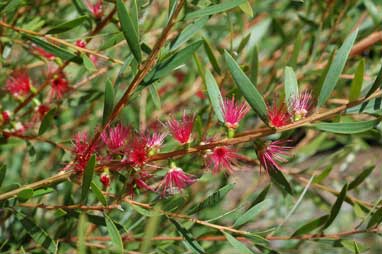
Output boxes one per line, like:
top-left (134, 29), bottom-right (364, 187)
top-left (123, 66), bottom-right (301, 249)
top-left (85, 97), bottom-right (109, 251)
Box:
top-left (206, 146), bottom-right (239, 174)
top-left (222, 97), bottom-right (250, 129)
top-left (1, 111), bottom-right (11, 123)
top-left (125, 136), bottom-right (148, 167)
top-left (158, 167), bottom-right (196, 196)
top-left (288, 90), bottom-right (312, 121)
top-left (6, 70), bottom-right (32, 97)
top-left (256, 140), bottom-right (292, 172)
top-left (168, 112), bottom-right (194, 145)
top-left (128, 171), bottom-right (155, 196)
top-left (72, 131), bottom-right (96, 172)
top-left (145, 131), bottom-right (167, 150)
top-left (50, 72), bottom-right (69, 99)
top-left (101, 123), bottom-right (130, 152)
top-left (100, 171), bottom-right (111, 188)
top-left (75, 40), bottom-right (87, 48)
top-left (267, 103), bottom-right (290, 128)
top-left (85, 0), bottom-right (103, 18)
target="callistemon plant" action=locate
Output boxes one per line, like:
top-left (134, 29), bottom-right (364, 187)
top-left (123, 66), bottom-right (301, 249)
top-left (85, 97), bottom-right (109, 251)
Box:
top-left (1, 1), bottom-right (381, 253)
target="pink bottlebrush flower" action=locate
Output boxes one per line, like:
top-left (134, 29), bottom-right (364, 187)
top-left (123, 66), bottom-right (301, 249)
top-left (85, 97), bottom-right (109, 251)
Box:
top-left (6, 70), bottom-right (32, 97)
top-left (129, 171), bottom-right (155, 195)
top-left (168, 112), bottom-right (194, 145)
top-left (85, 0), bottom-right (103, 18)
top-left (125, 137), bottom-right (148, 167)
top-left (158, 167), bottom-right (196, 196)
top-left (267, 103), bottom-right (290, 128)
top-left (288, 91), bottom-right (312, 121)
top-left (33, 46), bottom-right (55, 60)
top-left (145, 131), bottom-right (167, 150)
top-left (222, 97), bottom-right (250, 129)
top-left (75, 40), bottom-right (87, 48)
top-left (50, 72), bottom-right (69, 99)
top-left (206, 146), bottom-right (239, 174)
top-left (37, 105), bottom-right (50, 119)
top-left (257, 140), bottom-right (292, 172)
top-left (1, 111), bottom-right (11, 123)
top-left (101, 123), bottom-right (130, 152)
top-left (100, 172), bottom-right (110, 187)
top-left (72, 131), bottom-right (96, 172)
top-left (195, 90), bottom-right (206, 99)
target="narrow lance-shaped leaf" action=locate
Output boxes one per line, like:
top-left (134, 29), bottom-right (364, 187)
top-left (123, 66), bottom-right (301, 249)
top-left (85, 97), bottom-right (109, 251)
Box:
top-left (205, 69), bottom-right (224, 123)
top-left (367, 206), bottom-right (382, 228)
top-left (284, 66), bottom-right (299, 105)
top-left (313, 165), bottom-right (333, 184)
top-left (82, 54), bottom-right (97, 72)
top-left (203, 38), bottom-right (221, 74)
top-left (268, 168), bottom-right (293, 195)
top-left (38, 108), bottom-right (56, 135)
top-left (104, 214), bottom-right (124, 253)
top-left (348, 165), bottom-right (374, 190)
top-left (290, 33), bottom-right (302, 68)
top-left (91, 181), bottom-right (107, 206)
top-left (116, 0), bottom-right (141, 62)
top-left (292, 215), bottom-right (329, 237)
top-left (77, 213), bottom-right (87, 254)
top-left (239, 1), bottom-right (253, 17)
top-left (249, 44), bottom-right (258, 86)
top-left (80, 155), bottom-right (96, 204)
top-left (185, 0), bottom-right (247, 20)
top-left (313, 119), bottom-right (380, 134)
top-left (15, 211), bottom-right (57, 252)
top-left (17, 188), bottom-right (34, 202)
top-left (223, 231), bottom-right (254, 254)
top-left (169, 218), bottom-right (205, 254)
top-left (171, 17), bottom-right (209, 50)
top-left (188, 184), bottom-right (234, 214)
top-left (224, 50), bottom-right (268, 124)
top-left (234, 199), bottom-right (272, 227)
top-left (318, 29), bottom-right (358, 107)
top-left (360, 61), bottom-right (382, 112)
top-left (46, 15), bottom-right (87, 34)
top-left (322, 184), bottom-right (348, 229)
top-left (24, 35), bottom-right (82, 63)
top-left (149, 85), bottom-right (161, 109)
top-left (349, 59), bottom-right (365, 101)
top-left (102, 80), bottom-right (114, 125)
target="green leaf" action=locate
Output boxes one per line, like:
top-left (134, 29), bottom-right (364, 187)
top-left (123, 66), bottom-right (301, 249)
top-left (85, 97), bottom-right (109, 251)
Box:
top-left (141, 205), bottom-right (161, 253)
top-left (268, 168), bottom-right (293, 195)
top-left (188, 184), bottom-right (234, 214)
top-left (360, 62), bottom-right (382, 111)
top-left (91, 181), bottom-right (107, 206)
top-left (314, 50), bottom-right (335, 98)
top-left (144, 41), bottom-right (202, 84)
top-left (46, 15), bottom-right (87, 34)
top-left (250, 184), bottom-right (271, 206)
top-left (24, 35), bottom-right (82, 63)
top-left (15, 211), bottom-right (56, 252)
top-left (203, 38), bottom-right (221, 75)
top-left (105, 214), bottom-right (124, 253)
top-left (348, 165), bottom-right (374, 190)
top-left (102, 80), bottom-right (114, 125)
top-left (349, 59), bottom-right (365, 101)
top-left (80, 155), bottom-right (96, 204)
top-left (116, 0), bottom-right (141, 62)
top-left (205, 69), bottom-right (224, 123)
top-left (313, 165), bottom-right (333, 184)
top-left (17, 188), bottom-right (34, 202)
top-left (224, 50), bottom-right (268, 123)
top-left (223, 231), bottom-right (254, 254)
top-left (318, 29), bottom-right (358, 107)
top-left (284, 66), bottom-right (299, 105)
top-left (367, 206), bottom-right (382, 228)
top-left (292, 215), bottom-right (329, 237)
top-left (0, 164), bottom-right (6, 188)
top-left (82, 54), bottom-right (97, 72)
top-left (77, 213), bottom-right (87, 254)
top-left (171, 17), bottom-right (208, 50)
top-left (185, 0), bottom-right (247, 20)
top-left (169, 218), bottom-right (205, 254)
top-left (38, 108), bottom-right (56, 136)
top-left (33, 187), bottom-right (55, 198)
top-left (130, 0), bottom-right (139, 33)
top-left (234, 199), bottom-right (272, 227)
top-left (363, 0), bottom-right (382, 25)
top-left (239, 1), bottom-right (253, 17)
top-left (149, 85), bottom-right (161, 109)
top-left (322, 184), bottom-right (348, 229)
top-left (249, 45), bottom-right (258, 86)
top-left (290, 33), bottom-right (302, 69)
top-left (313, 119), bottom-right (380, 134)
